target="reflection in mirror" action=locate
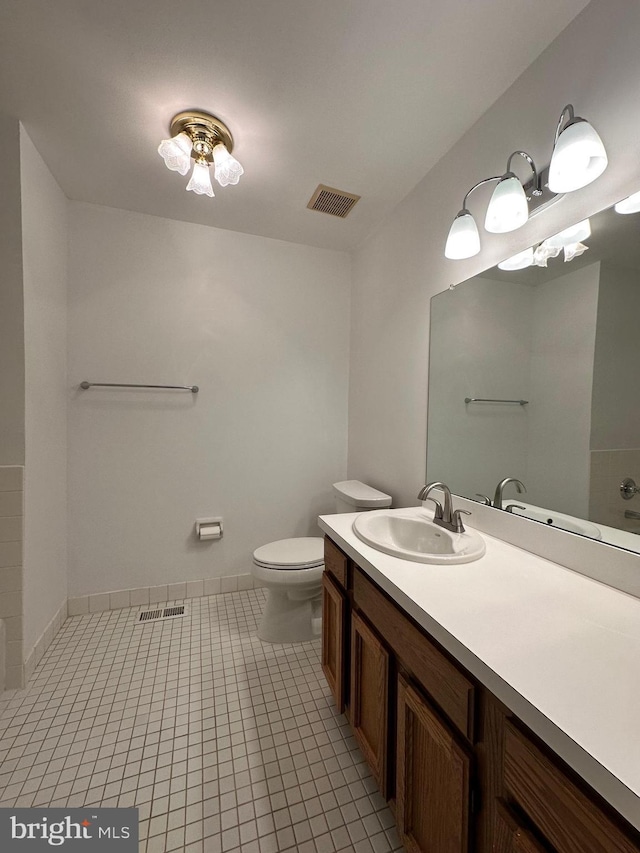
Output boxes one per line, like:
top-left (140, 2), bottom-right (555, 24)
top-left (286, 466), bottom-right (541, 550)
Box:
top-left (427, 194), bottom-right (640, 555)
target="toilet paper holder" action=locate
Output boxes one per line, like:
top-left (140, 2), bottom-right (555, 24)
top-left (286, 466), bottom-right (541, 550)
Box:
top-left (195, 517), bottom-right (223, 541)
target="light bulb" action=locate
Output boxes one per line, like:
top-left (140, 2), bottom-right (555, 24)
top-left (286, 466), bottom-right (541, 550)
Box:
top-left (186, 160), bottom-right (215, 197)
top-left (498, 247), bottom-right (534, 271)
top-left (544, 219), bottom-right (591, 249)
top-left (614, 190), bottom-right (640, 214)
top-left (158, 132), bottom-right (192, 176)
top-left (213, 143), bottom-right (244, 187)
top-left (548, 118), bottom-right (607, 193)
top-left (445, 210), bottom-right (480, 260)
top-left (484, 174), bottom-right (528, 233)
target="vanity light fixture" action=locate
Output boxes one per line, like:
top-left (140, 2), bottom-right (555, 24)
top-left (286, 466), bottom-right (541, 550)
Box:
top-left (444, 207), bottom-right (482, 260)
top-left (497, 247), bottom-right (534, 271)
top-left (484, 152), bottom-right (541, 234)
top-left (445, 104), bottom-right (607, 259)
top-left (499, 219), bottom-right (591, 271)
top-left (548, 105), bottom-right (607, 193)
top-left (544, 218), bottom-right (591, 249)
top-left (614, 190), bottom-right (640, 214)
top-left (158, 110), bottom-right (244, 198)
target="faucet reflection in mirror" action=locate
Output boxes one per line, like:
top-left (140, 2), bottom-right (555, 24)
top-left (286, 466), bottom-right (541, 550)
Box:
top-left (444, 104), bottom-right (607, 259)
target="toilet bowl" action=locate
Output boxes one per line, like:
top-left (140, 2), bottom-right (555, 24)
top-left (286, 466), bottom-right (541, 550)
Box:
top-left (252, 481), bottom-right (392, 644)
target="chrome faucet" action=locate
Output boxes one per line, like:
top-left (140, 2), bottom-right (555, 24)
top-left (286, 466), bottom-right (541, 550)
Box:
top-left (493, 477), bottom-right (526, 510)
top-left (417, 482), bottom-right (470, 533)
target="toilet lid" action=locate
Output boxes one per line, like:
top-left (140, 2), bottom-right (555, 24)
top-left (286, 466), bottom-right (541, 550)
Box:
top-left (253, 537), bottom-right (324, 569)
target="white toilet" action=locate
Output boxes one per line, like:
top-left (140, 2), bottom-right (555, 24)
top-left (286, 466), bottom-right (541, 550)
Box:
top-left (252, 480), bottom-right (392, 643)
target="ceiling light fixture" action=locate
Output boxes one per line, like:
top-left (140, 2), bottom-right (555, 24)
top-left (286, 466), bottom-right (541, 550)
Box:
top-left (499, 218), bottom-right (592, 271)
top-left (158, 111), bottom-right (244, 198)
top-left (445, 104), bottom-right (607, 260)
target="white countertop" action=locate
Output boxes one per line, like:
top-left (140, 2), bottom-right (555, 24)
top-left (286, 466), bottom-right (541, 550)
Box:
top-left (318, 506), bottom-right (640, 831)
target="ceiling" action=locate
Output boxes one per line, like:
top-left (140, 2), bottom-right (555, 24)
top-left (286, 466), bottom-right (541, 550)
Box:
top-left (0, 0), bottom-right (590, 251)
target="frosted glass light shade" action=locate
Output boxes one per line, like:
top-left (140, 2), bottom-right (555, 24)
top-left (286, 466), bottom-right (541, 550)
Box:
top-left (186, 161), bottom-right (215, 197)
top-left (533, 243), bottom-right (561, 268)
top-left (445, 210), bottom-right (480, 259)
top-left (548, 119), bottom-right (607, 193)
top-left (158, 132), bottom-right (192, 176)
top-left (213, 143), bottom-right (244, 187)
top-left (614, 190), bottom-right (640, 214)
top-left (484, 174), bottom-right (528, 233)
top-left (498, 247), bottom-right (534, 271)
top-left (545, 218), bottom-right (591, 249)
top-left (563, 241), bottom-right (589, 262)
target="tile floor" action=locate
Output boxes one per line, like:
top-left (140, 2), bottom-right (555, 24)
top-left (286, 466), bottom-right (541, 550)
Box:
top-left (0, 589), bottom-right (402, 853)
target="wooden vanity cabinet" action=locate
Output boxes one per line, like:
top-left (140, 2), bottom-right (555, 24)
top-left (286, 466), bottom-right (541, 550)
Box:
top-left (397, 675), bottom-right (472, 853)
top-left (320, 536), bottom-right (640, 853)
top-left (321, 571), bottom-right (346, 713)
top-left (350, 610), bottom-right (390, 796)
top-left (501, 721), bottom-right (640, 853)
top-left (321, 535), bottom-right (351, 713)
top-left (492, 801), bottom-right (547, 853)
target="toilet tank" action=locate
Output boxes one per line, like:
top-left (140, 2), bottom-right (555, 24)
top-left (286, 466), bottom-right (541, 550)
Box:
top-left (332, 480), bottom-right (392, 513)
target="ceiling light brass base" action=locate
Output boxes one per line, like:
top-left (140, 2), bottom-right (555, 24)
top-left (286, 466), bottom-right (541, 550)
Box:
top-left (169, 111), bottom-right (235, 160)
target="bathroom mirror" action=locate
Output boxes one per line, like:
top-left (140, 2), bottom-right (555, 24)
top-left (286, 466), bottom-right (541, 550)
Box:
top-left (426, 192), bottom-right (640, 554)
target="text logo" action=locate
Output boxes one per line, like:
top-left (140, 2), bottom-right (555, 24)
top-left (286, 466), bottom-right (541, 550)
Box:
top-left (0, 809), bottom-right (138, 850)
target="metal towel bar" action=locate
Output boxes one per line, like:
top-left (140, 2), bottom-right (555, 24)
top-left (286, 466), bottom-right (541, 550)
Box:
top-left (80, 381), bottom-right (199, 393)
top-left (465, 397), bottom-right (528, 405)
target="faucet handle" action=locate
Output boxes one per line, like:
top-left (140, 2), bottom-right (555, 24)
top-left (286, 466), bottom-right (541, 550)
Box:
top-left (423, 496), bottom-right (444, 520)
top-left (475, 494), bottom-right (491, 505)
top-left (452, 509), bottom-right (471, 533)
top-left (505, 504), bottom-right (526, 514)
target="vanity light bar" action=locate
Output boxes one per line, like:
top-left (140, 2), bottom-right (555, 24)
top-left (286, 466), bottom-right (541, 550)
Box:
top-left (445, 104), bottom-right (607, 260)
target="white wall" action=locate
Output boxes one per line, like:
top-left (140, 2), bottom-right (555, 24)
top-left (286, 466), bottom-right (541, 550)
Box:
top-left (426, 276), bottom-right (532, 499)
top-left (0, 117), bottom-right (25, 465)
top-left (20, 127), bottom-right (69, 658)
top-left (67, 203), bottom-right (350, 596)
top-left (348, 0), bottom-right (640, 506)
top-left (526, 263), bottom-right (599, 517)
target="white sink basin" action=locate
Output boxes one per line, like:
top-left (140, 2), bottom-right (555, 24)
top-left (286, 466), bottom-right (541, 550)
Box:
top-left (509, 505), bottom-right (602, 539)
top-left (353, 510), bottom-right (486, 564)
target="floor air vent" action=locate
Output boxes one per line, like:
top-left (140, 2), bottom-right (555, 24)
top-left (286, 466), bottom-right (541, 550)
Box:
top-left (139, 609), bottom-right (162, 622)
top-left (137, 605), bottom-right (187, 623)
top-left (163, 606), bottom-right (185, 618)
top-left (307, 184), bottom-right (360, 218)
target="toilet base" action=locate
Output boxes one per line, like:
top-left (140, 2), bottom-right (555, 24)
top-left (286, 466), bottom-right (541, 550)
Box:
top-left (258, 588), bottom-right (322, 644)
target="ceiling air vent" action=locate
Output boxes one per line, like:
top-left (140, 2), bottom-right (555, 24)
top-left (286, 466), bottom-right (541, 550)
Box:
top-left (307, 184), bottom-right (361, 218)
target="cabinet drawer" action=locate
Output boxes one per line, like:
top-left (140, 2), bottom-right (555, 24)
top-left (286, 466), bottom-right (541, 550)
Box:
top-left (353, 567), bottom-right (475, 741)
top-left (503, 721), bottom-right (640, 853)
top-left (324, 537), bottom-right (347, 588)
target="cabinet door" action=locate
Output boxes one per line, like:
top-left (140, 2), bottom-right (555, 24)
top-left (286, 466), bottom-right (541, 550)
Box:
top-left (322, 571), bottom-right (346, 712)
top-left (397, 674), bottom-right (472, 853)
top-left (503, 721), bottom-right (640, 853)
top-left (493, 801), bottom-right (547, 853)
top-left (350, 610), bottom-right (389, 796)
